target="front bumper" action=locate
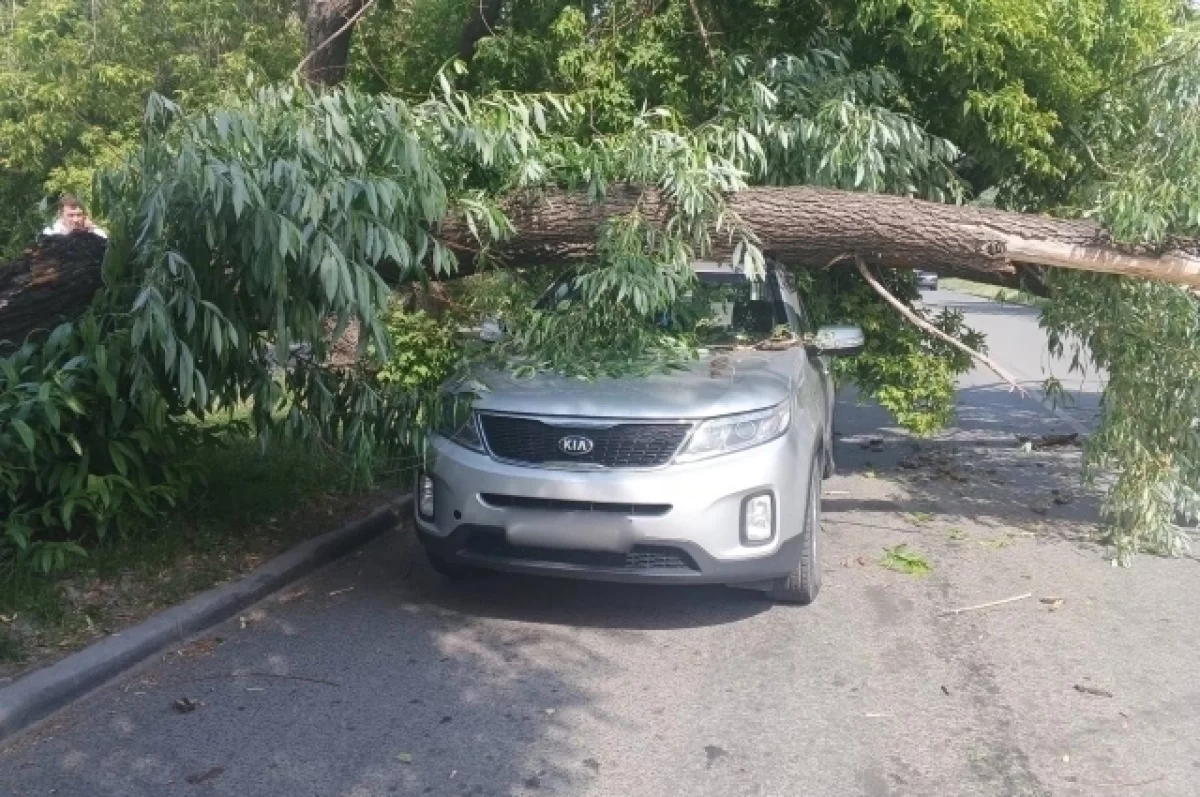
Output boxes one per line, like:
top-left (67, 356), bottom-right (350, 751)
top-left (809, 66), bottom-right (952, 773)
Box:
top-left (414, 428), bottom-right (817, 586)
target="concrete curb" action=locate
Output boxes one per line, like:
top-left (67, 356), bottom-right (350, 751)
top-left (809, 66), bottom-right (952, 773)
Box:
top-left (0, 495), bottom-right (410, 742)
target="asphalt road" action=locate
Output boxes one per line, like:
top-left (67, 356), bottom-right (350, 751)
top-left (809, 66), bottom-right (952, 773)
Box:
top-left (4, 291), bottom-right (1198, 797)
top-left (920, 289), bottom-right (1103, 437)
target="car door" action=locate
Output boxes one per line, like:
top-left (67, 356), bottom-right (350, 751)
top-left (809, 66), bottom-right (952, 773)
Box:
top-left (771, 268), bottom-right (834, 448)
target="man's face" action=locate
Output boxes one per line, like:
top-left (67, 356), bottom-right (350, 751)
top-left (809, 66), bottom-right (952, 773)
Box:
top-left (62, 206), bottom-right (87, 231)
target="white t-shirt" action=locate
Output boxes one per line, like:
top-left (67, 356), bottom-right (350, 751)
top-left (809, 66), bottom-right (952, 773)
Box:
top-left (42, 219), bottom-right (107, 238)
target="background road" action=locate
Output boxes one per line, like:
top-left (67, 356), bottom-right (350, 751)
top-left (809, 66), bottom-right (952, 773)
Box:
top-left (4, 291), bottom-right (1197, 797)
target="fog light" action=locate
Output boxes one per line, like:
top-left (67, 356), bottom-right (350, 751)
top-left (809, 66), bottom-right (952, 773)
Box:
top-left (418, 474), bottom-right (435, 520)
top-left (742, 493), bottom-right (775, 545)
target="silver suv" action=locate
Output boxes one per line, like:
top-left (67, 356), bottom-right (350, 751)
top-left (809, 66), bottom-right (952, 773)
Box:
top-left (414, 261), bottom-right (863, 604)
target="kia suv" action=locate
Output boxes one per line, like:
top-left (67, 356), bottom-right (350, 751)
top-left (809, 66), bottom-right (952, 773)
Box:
top-left (413, 261), bottom-right (863, 604)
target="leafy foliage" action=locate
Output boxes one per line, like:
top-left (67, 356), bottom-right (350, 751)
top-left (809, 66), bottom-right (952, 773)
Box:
top-left (1042, 274), bottom-right (1200, 561)
top-left (880, 543), bottom-right (932, 575)
top-left (377, 305), bottom-right (461, 392)
top-left (3, 0), bottom-right (1199, 571)
top-left (87, 80), bottom-right (584, 482)
top-left (853, 0), bottom-right (1179, 199)
top-left (0, 315), bottom-right (205, 571)
top-left (1, 78), bottom-right (561, 570)
top-left (1031, 24), bottom-right (1200, 562)
top-left (0, 0), bottom-right (301, 255)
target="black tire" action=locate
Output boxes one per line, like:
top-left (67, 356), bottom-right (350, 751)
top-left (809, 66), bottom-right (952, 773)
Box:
top-left (822, 441), bottom-right (836, 479)
top-left (425, 550), bottom-right (487, 581)
top-left (766, 456), bottom-right (822, 605)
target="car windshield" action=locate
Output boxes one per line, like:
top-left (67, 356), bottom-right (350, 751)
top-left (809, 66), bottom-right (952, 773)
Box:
top-left (686, 270), bottom-right (789, 345)
top-left (539, 268), bottom-right (790, 345)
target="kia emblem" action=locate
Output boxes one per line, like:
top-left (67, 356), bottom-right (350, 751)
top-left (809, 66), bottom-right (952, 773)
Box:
top-left (558, 435), bottom-right (595, 456)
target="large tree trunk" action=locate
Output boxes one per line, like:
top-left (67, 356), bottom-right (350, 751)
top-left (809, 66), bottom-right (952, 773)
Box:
top-left (0, 234), bottom-right (107, 345)
top-left (446, 185), bottom-right (1200, 285)
top-left (303, 0), bottom-right (370, 86)
top-left (3, 186), bottom-right (1199, 344)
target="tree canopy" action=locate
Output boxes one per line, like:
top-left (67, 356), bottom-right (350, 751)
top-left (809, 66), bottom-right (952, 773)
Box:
top-left (1, 0), bottom-right (1199, 571)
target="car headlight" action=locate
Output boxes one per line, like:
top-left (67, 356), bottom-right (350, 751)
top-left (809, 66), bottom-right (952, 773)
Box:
top-left (436, 395), bottom-right (484, 452)
top-left (676, 402), bottom-right (791, 463)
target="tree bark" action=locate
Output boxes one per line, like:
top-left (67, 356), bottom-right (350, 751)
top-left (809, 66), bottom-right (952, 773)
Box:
top-left (458, 0), bottom-right (505, 62)
top-left (4, 185), bottom-right (1199, 344)
top-left (302, 0), bottom-right (370, 86)
top-left (444, 185), bottom-right (1199, 284)
top-left (0, 234), bottom-right (107, 346)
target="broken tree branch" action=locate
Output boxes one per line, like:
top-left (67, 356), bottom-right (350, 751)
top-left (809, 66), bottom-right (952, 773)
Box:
top-left (685, 0), bottom-right (717, 66)
top-left (855, 256), bottom-right (1031, 397)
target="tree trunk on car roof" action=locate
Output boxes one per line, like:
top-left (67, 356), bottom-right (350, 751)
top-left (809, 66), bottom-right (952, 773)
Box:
top-left (441, 185), bottom-right (1200, 288)
top-left (3, 185), bottom-right (1199, 345)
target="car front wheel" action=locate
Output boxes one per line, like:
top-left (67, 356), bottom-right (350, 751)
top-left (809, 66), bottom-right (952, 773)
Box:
top-left (765, 455), bottom-right (822, 605)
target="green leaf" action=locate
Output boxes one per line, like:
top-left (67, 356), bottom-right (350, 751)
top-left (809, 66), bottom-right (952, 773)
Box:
top-left (179, 345), bottom-right (195, 404)
top-left (320, 252), bottom-right (339, 302)
top-left (12, 419), bottom-right (35, 453)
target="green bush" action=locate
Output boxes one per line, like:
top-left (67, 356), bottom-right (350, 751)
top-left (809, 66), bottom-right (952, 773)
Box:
top-left (0, 316), bottom-right (205, 572)
top-left (376, 305), bottom-right (461, 393)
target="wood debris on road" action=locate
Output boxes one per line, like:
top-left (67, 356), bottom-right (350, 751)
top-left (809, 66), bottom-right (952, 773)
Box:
top-left (938, 592), bottom-right (1032, 617)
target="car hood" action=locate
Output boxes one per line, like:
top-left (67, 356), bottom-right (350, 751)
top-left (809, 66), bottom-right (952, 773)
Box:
top-left (456, 348), bottom-right (802, 420)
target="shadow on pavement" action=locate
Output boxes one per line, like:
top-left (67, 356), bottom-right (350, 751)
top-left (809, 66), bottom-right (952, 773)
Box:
top-left (0, 526), bottom-right (769, 797)
top-left (828, 383), bottom-right (1105, 549)
top-left (419, 573), bottom-right (770, 632)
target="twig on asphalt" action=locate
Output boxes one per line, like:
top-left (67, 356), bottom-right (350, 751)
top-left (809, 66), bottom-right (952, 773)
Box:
top-left (938, 592), bottom-right (1032, 617)
top-left (1064, 775), bottom-right (1164, 789)
top-left (1073, 684), bottom-right (1114, 698)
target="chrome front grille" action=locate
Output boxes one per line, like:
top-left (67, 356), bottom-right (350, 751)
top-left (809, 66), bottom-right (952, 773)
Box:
top-left (478, 414), bottom-right (690, 469)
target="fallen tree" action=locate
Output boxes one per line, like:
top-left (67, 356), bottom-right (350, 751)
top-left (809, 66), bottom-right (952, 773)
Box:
top-left (1, 58), bottom-right (1196, 574)
top-left (3, 185), bottom-right (1197, 345)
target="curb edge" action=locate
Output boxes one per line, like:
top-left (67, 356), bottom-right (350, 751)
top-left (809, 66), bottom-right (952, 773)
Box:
top-left (0, 495), bottom-right (410, 742)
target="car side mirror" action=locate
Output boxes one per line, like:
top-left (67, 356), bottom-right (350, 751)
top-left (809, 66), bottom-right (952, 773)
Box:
top-left (811, 325), bottom-right (864, 356)
top-left (479, 317), bottom-right (505, 342)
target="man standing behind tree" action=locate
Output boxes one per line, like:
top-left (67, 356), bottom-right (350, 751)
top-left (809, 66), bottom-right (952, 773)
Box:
top-left (42, 195), bottom-right (106, 239)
